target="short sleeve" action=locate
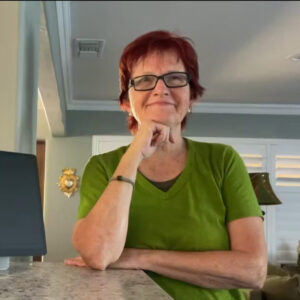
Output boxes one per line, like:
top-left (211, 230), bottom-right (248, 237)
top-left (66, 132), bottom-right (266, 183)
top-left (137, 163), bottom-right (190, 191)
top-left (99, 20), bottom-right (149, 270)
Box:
top-left (77, 155), bottom-right (109, 220)
top-left (221, 146), bottom-right (263, 223)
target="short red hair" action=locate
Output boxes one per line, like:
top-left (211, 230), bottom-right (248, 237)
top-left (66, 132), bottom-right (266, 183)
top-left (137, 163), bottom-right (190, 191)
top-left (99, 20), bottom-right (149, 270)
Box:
top-left (118, 30), bottom-right (205, 133)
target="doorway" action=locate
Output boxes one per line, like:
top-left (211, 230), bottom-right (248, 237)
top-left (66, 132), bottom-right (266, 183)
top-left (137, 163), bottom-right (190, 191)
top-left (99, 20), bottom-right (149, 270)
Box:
top-left (34, 140), bottom-right (45, 262)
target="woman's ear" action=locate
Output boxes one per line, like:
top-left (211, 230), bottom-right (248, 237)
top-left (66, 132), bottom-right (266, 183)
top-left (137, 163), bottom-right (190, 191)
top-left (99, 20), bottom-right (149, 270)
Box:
top-left (120, 99), bottom-right (131, 114)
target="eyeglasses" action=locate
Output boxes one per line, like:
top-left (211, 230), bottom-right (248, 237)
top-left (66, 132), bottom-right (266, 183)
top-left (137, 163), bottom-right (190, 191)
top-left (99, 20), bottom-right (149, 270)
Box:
top-left (129, 72), bottom-right (191, 91)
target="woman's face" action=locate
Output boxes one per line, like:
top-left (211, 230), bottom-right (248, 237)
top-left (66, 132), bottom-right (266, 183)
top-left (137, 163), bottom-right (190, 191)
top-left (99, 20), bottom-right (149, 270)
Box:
top-left (125, 51), bottom-right (193, 128)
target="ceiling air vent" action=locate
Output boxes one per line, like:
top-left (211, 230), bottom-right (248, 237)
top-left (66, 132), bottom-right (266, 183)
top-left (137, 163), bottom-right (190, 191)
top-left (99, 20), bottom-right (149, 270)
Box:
top-left (74, 38), bottom-right (105, 58)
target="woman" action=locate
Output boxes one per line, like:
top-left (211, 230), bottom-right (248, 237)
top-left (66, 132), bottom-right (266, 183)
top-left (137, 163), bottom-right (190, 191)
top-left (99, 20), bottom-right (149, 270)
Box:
top-left (65, 30), bottom-right (267, 299)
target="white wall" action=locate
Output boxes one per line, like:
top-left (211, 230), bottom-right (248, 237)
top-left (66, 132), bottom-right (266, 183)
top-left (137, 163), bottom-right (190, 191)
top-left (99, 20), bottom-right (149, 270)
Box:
top-left (43, 136), bottom-right (92, 262)
top-left (0, 2), bottom-right (19, 151)
top-left (37, 94), bottom-right (51, 140)
top-left (0, 1), bottom-right (41, 154)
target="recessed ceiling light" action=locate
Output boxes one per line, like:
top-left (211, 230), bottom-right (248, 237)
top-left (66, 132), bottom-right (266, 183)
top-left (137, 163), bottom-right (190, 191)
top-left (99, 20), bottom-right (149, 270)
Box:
top-left (286, 54), bottom-right (300, 62)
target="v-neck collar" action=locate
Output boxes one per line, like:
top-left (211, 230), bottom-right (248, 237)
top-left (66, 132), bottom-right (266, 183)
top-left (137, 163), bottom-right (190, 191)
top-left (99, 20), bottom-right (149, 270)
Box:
top-left (136, 137), bottom-right (194, 199)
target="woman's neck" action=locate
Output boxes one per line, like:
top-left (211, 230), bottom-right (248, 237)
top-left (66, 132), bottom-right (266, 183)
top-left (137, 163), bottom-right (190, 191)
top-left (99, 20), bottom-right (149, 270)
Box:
top-left (155, 135), bottom-right (185, 157)
top-left (144, 126), bottom-right (187, 166)
top-left (138, 134), bottom-right (187, 181)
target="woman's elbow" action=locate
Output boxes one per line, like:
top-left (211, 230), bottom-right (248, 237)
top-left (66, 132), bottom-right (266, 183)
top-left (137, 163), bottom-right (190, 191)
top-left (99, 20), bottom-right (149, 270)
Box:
top-left (83, 255), bottom-right (109, 271)
top-left (249, 257), bottom-right (267, 290)
top-left (73, 242), bottom-right (110, 270)
top-left (72, 232), bottom-right (112, 271)
top-left (72, 228), bottom-right (85, 254)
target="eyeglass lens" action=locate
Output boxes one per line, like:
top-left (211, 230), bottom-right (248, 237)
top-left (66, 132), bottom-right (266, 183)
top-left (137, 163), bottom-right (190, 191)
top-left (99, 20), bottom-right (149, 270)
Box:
top-left (132, 72), bottom-right (189, 91)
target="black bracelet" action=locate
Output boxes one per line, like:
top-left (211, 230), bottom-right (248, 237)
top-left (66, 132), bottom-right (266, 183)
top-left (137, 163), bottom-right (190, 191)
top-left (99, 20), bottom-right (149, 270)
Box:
top-left (109, 175), bottom-right (135, 188)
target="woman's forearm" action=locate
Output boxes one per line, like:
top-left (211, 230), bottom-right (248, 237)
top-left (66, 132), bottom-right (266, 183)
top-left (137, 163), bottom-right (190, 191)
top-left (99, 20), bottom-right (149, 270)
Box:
top-left (140, 249), bottom-right (267, 290)
top-left (73, 147), bottom-right (142, 269)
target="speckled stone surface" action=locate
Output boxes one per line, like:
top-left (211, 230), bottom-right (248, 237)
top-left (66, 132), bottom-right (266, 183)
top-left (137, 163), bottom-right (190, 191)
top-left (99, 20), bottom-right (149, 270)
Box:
top-left (0, 262), bottom-right (172, 299)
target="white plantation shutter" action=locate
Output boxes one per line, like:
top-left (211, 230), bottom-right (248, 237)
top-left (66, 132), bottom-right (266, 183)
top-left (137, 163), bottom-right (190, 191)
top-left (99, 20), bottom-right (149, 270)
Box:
top-left (275, 194), bottom-right (300, 263)
top-left (275, 155), bottom-right (300, 188)
top-left (270, 145), bottom-right (300, 193)
top-left (270, 144), bottom-right (300, 263)
top-left (240, 154), bottom-right (264, 172)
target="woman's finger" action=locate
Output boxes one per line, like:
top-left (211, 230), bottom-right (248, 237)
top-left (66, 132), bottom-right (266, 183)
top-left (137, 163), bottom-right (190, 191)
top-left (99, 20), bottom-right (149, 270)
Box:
top-left (169, 133), bottom-right (175, 144)
top-left (64, 256), bottom-right (88, 267)
top-left (168, 128), bottom-right (175, 144)
top-left (151, 127), bottom-right (168, 147)
top-left (150, 130), bottom-right (161, 146)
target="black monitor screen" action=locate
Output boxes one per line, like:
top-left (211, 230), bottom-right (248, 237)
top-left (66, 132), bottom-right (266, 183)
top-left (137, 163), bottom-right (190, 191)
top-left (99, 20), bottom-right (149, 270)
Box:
top-left (0, 150), bottom-right (47, 256)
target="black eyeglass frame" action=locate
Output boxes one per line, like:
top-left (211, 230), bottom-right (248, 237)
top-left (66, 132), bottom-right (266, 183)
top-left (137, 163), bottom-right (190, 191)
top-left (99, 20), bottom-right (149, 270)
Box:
top-left (128, 71), bottom-right (191, 91)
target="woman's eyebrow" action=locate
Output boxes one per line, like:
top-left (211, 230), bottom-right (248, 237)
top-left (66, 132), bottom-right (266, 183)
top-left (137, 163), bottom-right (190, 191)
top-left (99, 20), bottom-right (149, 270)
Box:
top-left (135, 70), bottom-right (184, 76)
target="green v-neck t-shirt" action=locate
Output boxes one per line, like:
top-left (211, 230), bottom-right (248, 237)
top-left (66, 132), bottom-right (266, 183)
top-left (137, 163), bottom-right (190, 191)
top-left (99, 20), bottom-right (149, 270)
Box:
top-left (77, 138), bottom-right (263, 300)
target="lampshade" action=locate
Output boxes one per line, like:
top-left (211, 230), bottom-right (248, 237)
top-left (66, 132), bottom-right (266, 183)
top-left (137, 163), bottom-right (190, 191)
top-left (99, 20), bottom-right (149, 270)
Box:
top-left (249, 172), bottom-right (282, 205)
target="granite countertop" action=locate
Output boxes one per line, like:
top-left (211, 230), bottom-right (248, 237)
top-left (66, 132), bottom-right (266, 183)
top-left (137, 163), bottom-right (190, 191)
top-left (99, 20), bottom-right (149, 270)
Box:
top-left (0, 262), bottom-right (172, 299)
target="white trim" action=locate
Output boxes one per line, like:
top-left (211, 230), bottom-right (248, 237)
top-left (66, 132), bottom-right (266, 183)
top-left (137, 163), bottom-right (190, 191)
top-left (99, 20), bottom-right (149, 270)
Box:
top-left (56, 1), bottom-right (73, 107)
top-left (92, 136), bottom-right (99, 156)
top-left (94, 135), bottom-right (300, 147)
top-left (68, 99), bottom-right (120, 111)
top-left (187, 136), bottom-right (300, 145)
top-left (191, 102), bottom-right (300, 115)
top-left (67, 99), bottom-right (300, 115)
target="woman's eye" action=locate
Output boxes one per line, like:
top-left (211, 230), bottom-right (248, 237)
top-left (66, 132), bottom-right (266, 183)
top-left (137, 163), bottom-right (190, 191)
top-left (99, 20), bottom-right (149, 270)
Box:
top-left (168, 75), bottom-right (185, 82)
top-left (135, 76), bottom-right (153, 86)
top-left (141, 76), bottom-right (153, 82)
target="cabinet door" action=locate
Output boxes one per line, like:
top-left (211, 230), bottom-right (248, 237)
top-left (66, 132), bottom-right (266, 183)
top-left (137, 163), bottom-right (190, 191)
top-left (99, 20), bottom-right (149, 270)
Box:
top-left (92, 136), bottom-right (133, 155)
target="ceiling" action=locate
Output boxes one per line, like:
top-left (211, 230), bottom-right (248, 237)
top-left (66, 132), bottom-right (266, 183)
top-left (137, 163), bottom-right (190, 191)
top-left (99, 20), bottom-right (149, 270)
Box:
top-left (70, 1), bottom-right (300, 104)
top-left (41, 1), bottom-right (300, 138)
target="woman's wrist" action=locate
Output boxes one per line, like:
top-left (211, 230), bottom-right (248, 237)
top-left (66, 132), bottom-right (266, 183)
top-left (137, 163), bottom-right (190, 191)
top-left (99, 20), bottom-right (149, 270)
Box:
top-left (137, 248), bottom-right (153, 270)
top-left (125, 144), bottom-right (144, 166)
top-left (111, 147), bottom-right (141, 183)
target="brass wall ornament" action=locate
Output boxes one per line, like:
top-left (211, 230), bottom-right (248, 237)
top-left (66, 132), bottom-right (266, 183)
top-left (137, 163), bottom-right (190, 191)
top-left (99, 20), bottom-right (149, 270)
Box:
top-left (58, 168), bottom-right (80, 198)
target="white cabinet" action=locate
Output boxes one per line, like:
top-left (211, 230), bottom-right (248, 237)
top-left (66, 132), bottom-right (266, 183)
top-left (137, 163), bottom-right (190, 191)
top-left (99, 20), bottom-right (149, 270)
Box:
top-left (92, 136), bottom-right (133, 155)
top-left (92, 135), bottom-right (300, 265)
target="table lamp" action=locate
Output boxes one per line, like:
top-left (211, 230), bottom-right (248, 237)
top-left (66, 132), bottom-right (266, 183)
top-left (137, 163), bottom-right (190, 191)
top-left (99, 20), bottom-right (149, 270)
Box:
top-left (249, 173), bottom-right (282, 212)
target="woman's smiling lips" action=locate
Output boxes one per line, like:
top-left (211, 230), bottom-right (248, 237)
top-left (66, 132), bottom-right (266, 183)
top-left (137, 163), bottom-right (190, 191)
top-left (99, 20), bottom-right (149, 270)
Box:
top-left (146, 101), bottom-right (175, 107)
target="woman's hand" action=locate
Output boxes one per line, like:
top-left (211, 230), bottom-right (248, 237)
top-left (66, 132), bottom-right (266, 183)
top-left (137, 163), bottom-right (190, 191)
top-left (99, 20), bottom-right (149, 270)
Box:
top-left (64, 248), bottom-right (146, 270)
top-left (130, 121), bottom-right (175, 161)
top-left (64, 256), bottom-right (88, 268)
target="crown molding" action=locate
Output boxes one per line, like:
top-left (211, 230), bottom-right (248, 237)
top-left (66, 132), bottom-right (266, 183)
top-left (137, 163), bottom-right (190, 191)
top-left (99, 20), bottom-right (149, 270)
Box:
top-left (68, 99), bottom-right (120, 111)
top-left (56, 1), bottom-right (73, 107)
top-left (67, 99), bottom-right (300, 115)
top-left (191, 102), bottom-right (300, 115)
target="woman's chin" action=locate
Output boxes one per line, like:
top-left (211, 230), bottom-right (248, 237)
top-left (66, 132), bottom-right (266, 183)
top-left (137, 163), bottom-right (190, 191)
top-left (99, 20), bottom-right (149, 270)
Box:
top-left (139, 109), bottom-right (181, 127)
top-left (146, 116), bottom-right (178, 127)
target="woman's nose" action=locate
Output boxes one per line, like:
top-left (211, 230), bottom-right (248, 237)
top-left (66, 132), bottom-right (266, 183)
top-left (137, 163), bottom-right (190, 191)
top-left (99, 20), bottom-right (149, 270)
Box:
top-left (153, 78), bottom-right (169, 95)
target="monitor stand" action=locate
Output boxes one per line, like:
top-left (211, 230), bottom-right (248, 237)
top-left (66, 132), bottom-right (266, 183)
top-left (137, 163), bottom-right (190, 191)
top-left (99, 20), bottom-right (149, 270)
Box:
top-left (0, 257), bottom-right (10, 271)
